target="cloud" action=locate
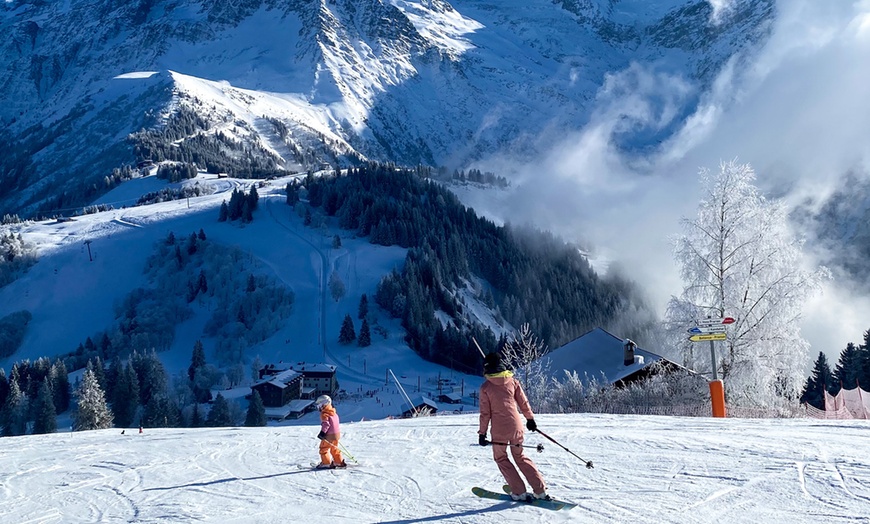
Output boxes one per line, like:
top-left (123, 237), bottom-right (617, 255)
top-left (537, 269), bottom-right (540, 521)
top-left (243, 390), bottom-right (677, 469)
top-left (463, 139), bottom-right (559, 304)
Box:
top-left (473, 1), bottom-right (870, 366)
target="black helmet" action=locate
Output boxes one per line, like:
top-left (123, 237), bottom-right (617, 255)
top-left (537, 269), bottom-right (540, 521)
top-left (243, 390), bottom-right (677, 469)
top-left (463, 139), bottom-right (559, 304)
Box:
top-left (483, 352), bottom-right (507, 375)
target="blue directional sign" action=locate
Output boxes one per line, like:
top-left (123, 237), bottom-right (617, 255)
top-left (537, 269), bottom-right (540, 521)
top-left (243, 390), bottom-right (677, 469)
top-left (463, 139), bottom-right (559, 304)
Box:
top-left (687, 327), bottom-right (702, 334)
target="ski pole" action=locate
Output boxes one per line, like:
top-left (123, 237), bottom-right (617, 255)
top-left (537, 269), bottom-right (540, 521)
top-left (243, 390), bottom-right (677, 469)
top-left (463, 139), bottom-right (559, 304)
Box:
top-left (338, 441), bottom-right (359, 464)
top-left (319, 436), bottom-right (359, 464)
top-left (535, 428), bottom-right (593, 469)
top-left (486, 440), bottom-right (544, 453)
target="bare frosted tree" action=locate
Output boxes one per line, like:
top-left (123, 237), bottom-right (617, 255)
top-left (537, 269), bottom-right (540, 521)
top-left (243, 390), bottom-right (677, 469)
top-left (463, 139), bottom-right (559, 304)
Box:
top-left (502, 324), bottom-right (551, 409)
top-left (665, 160), bottom-right (830, 408)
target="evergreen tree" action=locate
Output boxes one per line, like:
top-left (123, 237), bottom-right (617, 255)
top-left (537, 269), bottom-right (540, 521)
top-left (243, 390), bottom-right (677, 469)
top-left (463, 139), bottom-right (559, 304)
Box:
top-left (206, 393), bottom-right (232, 427)
top-left (799, 352), bottom-right (833, 410)
top-left (244, 390), bottom-right (267, 427)
top-left (197, 270), bottom-right (208, 293)
top-left (190, 402), bottom-right (202, 428)
top-left (72, 368), bottom-right (113, 431)
top-left (0, 369), bottom-right (8, 409)
top-left (218, 201), bottom-right (229, 222)
top-left (247, 185), bottom-right (259, 211)
top-left (188, 340), bottom-right (207, 382)
top-left (142, 396), bottom-right (179, 428)
top-left (0, 377), bottom-right (26, 436)
top-left (105, 357), bottom-right (122, 401)
top-left (132, 350), bottom-right (168, 407)
top-left (32, 378), bottom-right (57, 434)
top-left (358, 318), bottom-right (371, 347)
top-left (198, 228), bottom-right (207, 241)
top-left (111, 363), bottom-right (139, 428)
top-left (338, 314), bottom-right (356, 344)
top-left (332, 234), bottom-right (341, 249)
top-left (358, 294), bottom-right (368, 320)
top-left (832, 343), bottom-right (862, 392)
top-left (89, 358), bottom-right (107, 393)
top-left (50, 360), bottom-right (70, 413)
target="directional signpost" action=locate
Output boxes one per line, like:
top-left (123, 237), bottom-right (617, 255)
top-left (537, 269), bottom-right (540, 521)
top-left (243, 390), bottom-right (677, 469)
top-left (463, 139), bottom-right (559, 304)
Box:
top-left (687, 317), bottom-right (735, 418)
top-left (689, 333), bottom-right (727, 342)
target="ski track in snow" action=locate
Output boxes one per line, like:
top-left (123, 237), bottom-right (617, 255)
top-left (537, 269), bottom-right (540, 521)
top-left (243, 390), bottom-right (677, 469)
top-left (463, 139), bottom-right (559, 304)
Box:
top-left (2, 415), bottom-right (870, 523)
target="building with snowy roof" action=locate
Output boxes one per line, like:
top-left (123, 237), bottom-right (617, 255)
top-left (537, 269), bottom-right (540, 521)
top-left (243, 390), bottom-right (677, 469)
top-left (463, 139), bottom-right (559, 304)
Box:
top-left (401, 395), bottom-right (439, 417)
top-left (258, 362), bottom-right (338, 399)
top-left (541, 327), bottom-right (683, 387)
top-left (251, 368), bottom-right (303, 408)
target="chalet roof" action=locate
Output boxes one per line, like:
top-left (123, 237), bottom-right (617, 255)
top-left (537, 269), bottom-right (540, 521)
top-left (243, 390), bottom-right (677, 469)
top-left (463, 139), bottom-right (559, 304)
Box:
top-left (288, 362), bottom-right (336, 374)
top-left (253, 368), bottom-right (301, 389)
top-left (541, 327), bottom-right (673, 385)
top-left (401, 395), bottom-right (439, 414)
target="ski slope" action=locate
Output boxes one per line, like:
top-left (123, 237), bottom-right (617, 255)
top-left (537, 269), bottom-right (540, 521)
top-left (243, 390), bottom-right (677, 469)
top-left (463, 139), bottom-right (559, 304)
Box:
top-left (1, 413), bottom-right (868, 523)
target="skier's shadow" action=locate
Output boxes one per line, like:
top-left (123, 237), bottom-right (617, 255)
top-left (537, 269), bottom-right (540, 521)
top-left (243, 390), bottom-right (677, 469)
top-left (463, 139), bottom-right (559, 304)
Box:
top-left (379, 503), bottom-right (511, 524)
top-left (143, 470), bottom-right (310, 491)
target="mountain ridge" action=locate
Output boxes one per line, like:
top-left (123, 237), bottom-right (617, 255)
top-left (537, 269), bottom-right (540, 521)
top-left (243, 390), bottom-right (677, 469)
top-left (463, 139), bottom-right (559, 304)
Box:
top-left (1, 0), bottom-right (775, 217)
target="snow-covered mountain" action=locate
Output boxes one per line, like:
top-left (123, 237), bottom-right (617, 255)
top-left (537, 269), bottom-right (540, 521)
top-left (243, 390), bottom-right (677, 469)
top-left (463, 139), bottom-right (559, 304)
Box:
top-left (0, 0), bottom-right (775, 217)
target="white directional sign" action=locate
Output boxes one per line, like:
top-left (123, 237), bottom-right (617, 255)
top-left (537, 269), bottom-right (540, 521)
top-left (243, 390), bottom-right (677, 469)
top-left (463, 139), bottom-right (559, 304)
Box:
top-left (697, 317), bottom-right (735, 326)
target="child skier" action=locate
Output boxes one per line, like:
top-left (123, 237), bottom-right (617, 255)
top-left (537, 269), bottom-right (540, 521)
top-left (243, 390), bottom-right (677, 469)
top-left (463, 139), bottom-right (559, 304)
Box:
top-left (315, 395), bottom-right (346, 469)
top-left (478, 352), bottom-right (550, 502)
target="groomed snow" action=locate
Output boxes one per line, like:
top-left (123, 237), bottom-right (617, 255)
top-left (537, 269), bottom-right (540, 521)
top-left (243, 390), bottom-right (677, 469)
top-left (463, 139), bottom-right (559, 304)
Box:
top-left (1, 414), bottom-right (868, 523)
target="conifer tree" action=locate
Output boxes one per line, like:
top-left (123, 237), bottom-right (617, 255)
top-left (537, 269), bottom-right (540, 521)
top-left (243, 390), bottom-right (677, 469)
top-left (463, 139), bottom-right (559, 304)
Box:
top-left (339, 315), bottom-right (356, 344)
top-left (206, 393), bottom-right (232, 427)
top-left (832, 343), bottom-right (862, 393)
top-left (112, 363), bottom-right (139, 428)
top-left (32, 378), bottom-right (57, 434)
top-left (189, 340), bottom-right (207, 382)
top-left (190, 402), bottom-right (202, 428)
top-left (0, 377), bottom-right (26, 436)
top-left (50, 360), bottom-right (70, 413)
top-left (358, 294), bottom-right (368, 319)
top-left (72, 368), bottom-right (113, 431)
top-left (0, 369), bottom-right (8, 409)
top-left (358, 318), bottom-right (371, 347)
top-left (244, 390), bottom-right (267, 427)
top-left (142, 396), bottom-right (179, 428)
top-left (799, 352), bottom-right (833, 410)
top-left (218, 201), bottom-right (228, 222)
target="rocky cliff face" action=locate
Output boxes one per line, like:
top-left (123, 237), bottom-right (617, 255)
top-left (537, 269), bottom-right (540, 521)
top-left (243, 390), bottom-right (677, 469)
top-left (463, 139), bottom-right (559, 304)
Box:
top-left (0, 0), bottom-right (775, 217)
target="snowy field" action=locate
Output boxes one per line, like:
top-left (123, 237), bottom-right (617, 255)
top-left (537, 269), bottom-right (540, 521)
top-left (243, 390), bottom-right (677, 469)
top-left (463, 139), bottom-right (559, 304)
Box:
top-left (2, 413), bottom-right (869, 523)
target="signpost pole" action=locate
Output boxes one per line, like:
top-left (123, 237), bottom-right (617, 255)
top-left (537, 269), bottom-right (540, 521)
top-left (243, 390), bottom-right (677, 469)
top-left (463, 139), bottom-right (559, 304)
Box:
top-left (709, 340), bottom-right (718, 381)
top-left (688, 317), bottom-right (734, 418)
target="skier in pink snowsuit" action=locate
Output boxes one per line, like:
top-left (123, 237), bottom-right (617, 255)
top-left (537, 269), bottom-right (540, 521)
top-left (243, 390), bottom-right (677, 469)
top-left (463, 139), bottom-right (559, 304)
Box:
top-left (478, 352), bottom-right (549, 502)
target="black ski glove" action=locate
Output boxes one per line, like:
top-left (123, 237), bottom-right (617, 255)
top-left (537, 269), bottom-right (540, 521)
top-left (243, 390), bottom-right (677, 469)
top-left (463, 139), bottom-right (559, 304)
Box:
top-left (317, 431), bottom-right (326, 440)
top-left (526, 419), bottom-right (537, 432)
top-left (479, 434), bottom-right (489, 446)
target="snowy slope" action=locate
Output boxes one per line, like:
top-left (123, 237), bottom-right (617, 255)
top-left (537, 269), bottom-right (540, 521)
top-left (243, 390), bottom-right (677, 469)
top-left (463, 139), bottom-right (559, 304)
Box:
top-left (1, 413), bottom-right (868, 523)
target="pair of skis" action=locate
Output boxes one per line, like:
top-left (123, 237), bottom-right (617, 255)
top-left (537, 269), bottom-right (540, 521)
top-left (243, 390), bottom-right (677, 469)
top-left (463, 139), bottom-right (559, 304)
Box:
top-left (472, 485), bottom-right (576, 511)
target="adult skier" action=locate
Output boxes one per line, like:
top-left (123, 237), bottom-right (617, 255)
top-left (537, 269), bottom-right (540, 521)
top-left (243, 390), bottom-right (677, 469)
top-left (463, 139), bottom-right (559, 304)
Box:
top-left (477, 351), bottom-right (550, 502)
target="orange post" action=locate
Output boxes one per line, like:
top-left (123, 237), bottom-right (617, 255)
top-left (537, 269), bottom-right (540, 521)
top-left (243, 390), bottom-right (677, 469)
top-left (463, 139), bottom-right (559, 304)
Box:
top-left (709, 379), bottom-right (726, 418)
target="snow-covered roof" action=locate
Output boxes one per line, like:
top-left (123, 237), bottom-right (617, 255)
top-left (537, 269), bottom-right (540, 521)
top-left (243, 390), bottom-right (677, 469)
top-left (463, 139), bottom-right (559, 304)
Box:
top-left (541, 327), bottom-right (668, 385)
top-left (401, 395), bottom-right (439, 414)
top-left (253, 368), bottom-right (302, 389)
top-left (263, 400), bottom-right (312, 420)
top-left (288, 362), bottom-right (336, 374)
